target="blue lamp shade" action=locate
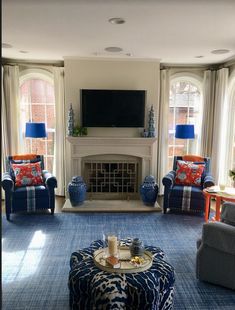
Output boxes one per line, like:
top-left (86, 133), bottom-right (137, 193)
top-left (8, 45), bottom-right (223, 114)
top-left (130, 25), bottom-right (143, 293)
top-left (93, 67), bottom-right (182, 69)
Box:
top-left (25, 122), bottom-right (47, 138)
top-left (175, 124), bottom-right (195, 139)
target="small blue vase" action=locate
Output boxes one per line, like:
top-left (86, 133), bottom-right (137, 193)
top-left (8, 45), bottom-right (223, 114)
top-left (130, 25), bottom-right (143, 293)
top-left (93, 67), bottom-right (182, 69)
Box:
top-left (68, 176), bottom-right (87, 206)
top-left (130, 238), bottom-right (145, 257)
top-left (140, 175), bottom-right (159, 206)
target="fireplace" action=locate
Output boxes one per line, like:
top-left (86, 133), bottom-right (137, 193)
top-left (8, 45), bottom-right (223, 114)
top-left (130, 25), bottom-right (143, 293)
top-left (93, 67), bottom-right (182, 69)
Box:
top-left (66, 137), bottom-right (157, 200)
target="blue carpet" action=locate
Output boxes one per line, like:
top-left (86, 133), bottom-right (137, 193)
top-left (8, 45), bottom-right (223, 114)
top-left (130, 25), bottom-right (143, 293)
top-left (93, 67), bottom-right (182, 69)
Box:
top-left (2, 213), bottom-right (235, 310)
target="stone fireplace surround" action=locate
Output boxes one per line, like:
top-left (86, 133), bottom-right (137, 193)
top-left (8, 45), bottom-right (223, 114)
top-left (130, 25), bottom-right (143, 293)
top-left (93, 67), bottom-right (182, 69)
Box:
top-left (66, 137), bottom-right (157, 199)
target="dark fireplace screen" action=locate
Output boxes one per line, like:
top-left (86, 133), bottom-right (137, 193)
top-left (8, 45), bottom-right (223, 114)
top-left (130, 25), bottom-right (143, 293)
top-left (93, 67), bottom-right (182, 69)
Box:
top-left (85, 161), bottom-right (138, 194)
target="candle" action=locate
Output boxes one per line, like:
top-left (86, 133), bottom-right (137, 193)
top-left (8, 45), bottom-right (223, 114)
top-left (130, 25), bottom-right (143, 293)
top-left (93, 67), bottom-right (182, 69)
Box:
top-left (108, 235), bottom-right (118, 256)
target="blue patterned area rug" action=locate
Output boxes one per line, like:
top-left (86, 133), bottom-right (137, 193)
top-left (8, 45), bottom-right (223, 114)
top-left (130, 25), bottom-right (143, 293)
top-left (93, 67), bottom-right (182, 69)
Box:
top-left (2, 213), bottom-right (235, 310)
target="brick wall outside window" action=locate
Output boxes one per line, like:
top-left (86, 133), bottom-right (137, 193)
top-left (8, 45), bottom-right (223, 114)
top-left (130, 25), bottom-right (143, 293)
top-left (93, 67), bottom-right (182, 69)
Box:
top-left (20, 78), bottom-right (55, 172)
top-left (168, 80), bottom-right (202, 170)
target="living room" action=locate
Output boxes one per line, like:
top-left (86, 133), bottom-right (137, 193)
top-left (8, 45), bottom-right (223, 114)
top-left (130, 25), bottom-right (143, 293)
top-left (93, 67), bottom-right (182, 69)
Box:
top-left (2, 1), bottom-right (235, 309)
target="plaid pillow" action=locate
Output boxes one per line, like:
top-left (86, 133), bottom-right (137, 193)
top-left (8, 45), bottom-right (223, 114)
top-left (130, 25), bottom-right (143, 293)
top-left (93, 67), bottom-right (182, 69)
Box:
top-left (175, 160), bottom-right (205, 187)
top-left (11, 162), bottom-right (43, 187)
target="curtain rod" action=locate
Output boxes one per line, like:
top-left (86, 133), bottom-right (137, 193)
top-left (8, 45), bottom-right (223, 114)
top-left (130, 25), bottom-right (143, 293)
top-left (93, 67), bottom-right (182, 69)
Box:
top-left (161, 57), bottom-right (235, 71)
top-left (2, 58), bottom-right (64, 67)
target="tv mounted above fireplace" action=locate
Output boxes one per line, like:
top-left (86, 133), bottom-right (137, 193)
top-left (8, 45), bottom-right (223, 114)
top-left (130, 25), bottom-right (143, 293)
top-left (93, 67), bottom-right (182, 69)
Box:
top-left (81, 89), bottom-right (146, 128)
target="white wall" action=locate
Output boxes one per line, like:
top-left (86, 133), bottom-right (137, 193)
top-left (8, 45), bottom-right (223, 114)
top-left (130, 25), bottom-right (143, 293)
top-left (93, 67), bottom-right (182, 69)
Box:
top-left (64, 58), bottom-right (160, 137)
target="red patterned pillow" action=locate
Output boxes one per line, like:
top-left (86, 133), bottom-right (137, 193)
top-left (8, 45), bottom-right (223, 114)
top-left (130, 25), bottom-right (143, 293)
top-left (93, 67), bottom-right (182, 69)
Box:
top-left (175, 160), bottom-right (205, 187)
top-left (12, 162), bottom-right (43, 187)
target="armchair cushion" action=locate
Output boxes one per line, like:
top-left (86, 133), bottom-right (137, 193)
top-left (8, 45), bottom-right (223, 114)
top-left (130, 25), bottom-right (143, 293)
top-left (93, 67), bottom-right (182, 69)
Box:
top-left (12, 153), bottom-right (37, 160)
top-left (13, 185), bottom-right (49, 199)
top-left (182, 155), bottom-right (205, 162)
top-left (11, 162), bottom-right (43, 187)
top-left (175, 160), bottom-right (205, 186)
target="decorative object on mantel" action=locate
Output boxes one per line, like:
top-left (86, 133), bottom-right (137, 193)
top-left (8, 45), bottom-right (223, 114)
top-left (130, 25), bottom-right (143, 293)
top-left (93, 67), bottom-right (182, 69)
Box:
top-left (73, 125), bottom-right (88, 136)
top-left (67, 104), bottom-right (74, 136)
top-left (142, 129), bottom-right (148, 138)
top-left (140, 175), bottom-right (159, 206)
top-left (147, 105), bottom-right (156, 137)
top-left (68, 176), bottom-right (87, 206)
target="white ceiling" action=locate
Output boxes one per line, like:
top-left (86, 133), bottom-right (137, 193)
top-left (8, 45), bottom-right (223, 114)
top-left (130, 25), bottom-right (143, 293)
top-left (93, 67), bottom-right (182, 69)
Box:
top-left (2, 0), bottom-right (235, 64)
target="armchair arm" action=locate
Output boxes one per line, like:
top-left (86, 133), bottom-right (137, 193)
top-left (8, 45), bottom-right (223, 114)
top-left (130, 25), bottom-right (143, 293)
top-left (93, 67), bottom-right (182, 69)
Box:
top-left (202, 222), bottom-right (235, 255)
top-left (162, 170), bottom-right (176, 188)
top-left (203, 174), bottom-right (215, 188)
top-left (42, 170), bottom-right (57, 188)
top-left (1, 172), bottom-right (14, 192)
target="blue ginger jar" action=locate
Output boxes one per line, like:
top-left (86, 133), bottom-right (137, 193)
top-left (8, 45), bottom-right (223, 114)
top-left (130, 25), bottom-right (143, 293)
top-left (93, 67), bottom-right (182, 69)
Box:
top-left (130, 238), bottom-right (145, 257)
top-left (140, 175), bottom-right (159, 206)
top-left (68, 176), bottom-right (87, 206)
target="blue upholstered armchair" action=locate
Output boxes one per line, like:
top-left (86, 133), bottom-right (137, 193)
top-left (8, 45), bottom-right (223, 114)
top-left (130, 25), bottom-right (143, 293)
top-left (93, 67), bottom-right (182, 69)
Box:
top-left (162, 156), bottom-right (214, 214)
top-left (1, 155), bottom-right (57, 221)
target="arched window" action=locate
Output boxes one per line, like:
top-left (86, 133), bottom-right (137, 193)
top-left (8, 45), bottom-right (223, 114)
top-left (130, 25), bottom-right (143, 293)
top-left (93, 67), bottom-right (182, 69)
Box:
top-left (19, 69), bottom-right (55, 172)
top-left (168, 76), bottom-right (202, 170)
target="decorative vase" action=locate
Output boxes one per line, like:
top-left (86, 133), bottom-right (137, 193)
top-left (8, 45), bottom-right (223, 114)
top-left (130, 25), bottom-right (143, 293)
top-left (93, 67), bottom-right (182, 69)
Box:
top-left (68, 176), bottom-right (87, 206)
top-left (129, 238), bottom-right (145, 257)
top-left (140, 175), bottom-right (159, 206)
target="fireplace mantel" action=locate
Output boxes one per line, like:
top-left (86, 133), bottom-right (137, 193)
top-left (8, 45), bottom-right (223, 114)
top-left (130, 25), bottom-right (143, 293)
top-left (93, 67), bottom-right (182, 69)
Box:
top-left (66, 136), bottom-right (157, 197)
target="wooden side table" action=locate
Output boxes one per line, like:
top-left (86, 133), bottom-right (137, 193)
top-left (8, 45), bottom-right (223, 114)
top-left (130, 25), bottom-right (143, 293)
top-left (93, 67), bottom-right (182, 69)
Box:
top-left (203, 187), bottom-right (235, 222)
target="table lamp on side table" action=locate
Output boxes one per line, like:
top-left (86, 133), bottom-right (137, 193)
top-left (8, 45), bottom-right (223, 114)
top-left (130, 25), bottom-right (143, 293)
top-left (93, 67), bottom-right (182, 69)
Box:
top-left (25, 122), bottom-right (47, 154)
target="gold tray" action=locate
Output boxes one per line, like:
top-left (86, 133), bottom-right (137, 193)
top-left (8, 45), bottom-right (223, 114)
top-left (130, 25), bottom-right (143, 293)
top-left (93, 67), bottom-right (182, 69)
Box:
top-left (93, 246), bottom-right (152, 274)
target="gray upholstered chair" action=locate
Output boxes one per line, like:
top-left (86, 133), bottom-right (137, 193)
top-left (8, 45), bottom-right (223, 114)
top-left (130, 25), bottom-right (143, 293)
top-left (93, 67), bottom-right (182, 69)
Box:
top-left (196, 202), bottom-right (235, 290)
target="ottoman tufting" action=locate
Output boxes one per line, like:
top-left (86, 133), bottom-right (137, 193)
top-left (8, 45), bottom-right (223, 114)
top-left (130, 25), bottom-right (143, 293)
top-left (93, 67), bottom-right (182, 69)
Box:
top-left (68, 240), bottom-right (175, 310)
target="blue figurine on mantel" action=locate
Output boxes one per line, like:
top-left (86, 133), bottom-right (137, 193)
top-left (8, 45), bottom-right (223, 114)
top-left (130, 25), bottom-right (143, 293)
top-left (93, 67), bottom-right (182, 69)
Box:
top-left (148, 105), bottom-right (156, 137)
top-left (68, 176), bottom-right (87, 206)
top-left (67, 104), bottom-right (74, 136)
top-left (140, 175), bottom-right (159, 206)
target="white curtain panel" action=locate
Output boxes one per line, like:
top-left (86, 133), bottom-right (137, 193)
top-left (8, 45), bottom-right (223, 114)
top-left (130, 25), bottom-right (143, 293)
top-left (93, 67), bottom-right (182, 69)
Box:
top-left (224, 70), bottom-right (235, 185)
top-left (157, 69), bottom-right (170, 194)
top-left (200, 70), bottom-right (216, 157)
top-left (2, 65), bottom-right (21, 156)
top-left (53, 67), bottom-right (66, 196)
top-left (1, 66), bottom-right (9, 172)
top-left (211, 68), bottom-right (229, 184)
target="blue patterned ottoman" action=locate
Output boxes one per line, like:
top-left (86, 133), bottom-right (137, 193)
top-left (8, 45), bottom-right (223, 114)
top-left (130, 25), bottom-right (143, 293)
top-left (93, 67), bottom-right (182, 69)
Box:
top-left (68, 240), bottom-right (175, 310)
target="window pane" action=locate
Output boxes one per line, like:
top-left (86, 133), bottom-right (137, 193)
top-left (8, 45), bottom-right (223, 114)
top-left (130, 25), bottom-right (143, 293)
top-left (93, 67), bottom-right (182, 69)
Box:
top-left (31, 104), bottom-right (45, 123)
top-left (168, 79), bottom-right (202, 168)
top-left (20, 76), bottom-right (55, 172)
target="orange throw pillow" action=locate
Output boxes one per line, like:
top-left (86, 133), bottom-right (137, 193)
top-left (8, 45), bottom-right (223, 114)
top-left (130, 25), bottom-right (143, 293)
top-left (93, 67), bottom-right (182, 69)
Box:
top-left (182, 155), bottom-right (205, 162)
top-left (12, 154), bottom-right (37, 160)
top-left (175, 160), bottom-right (205, 187)
top-left (12, 162), bottom-right (43, 187)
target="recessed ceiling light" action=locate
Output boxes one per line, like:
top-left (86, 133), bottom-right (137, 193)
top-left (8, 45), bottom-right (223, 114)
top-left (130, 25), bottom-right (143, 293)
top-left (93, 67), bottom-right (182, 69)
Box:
top-left (105, 47), bottom-right (123, 52)
top-left (19, 50), bottom-right (29, 53)
top-left (2, 43), bottom-right (13, 48)
top-left (211, 49), bottom-right (230, 54)
top-left (108, 17), bottom-right (125, 24)
top-left (194, 55), bottom-right (204, 58)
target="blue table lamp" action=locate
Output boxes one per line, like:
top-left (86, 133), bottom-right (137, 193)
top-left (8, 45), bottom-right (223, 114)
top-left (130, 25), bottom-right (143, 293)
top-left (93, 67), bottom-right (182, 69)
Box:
top-left (25, 122), bottom-right (47, 153)
top-left (175, 124), bottom-right (195, 139)
top-left (175, 124), bottom-right (195, 154)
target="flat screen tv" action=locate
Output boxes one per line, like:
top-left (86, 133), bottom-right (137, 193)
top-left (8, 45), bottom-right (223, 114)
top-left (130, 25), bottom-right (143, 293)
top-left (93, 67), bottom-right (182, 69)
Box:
top-left (81, 89), bottom-right (146, 128)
